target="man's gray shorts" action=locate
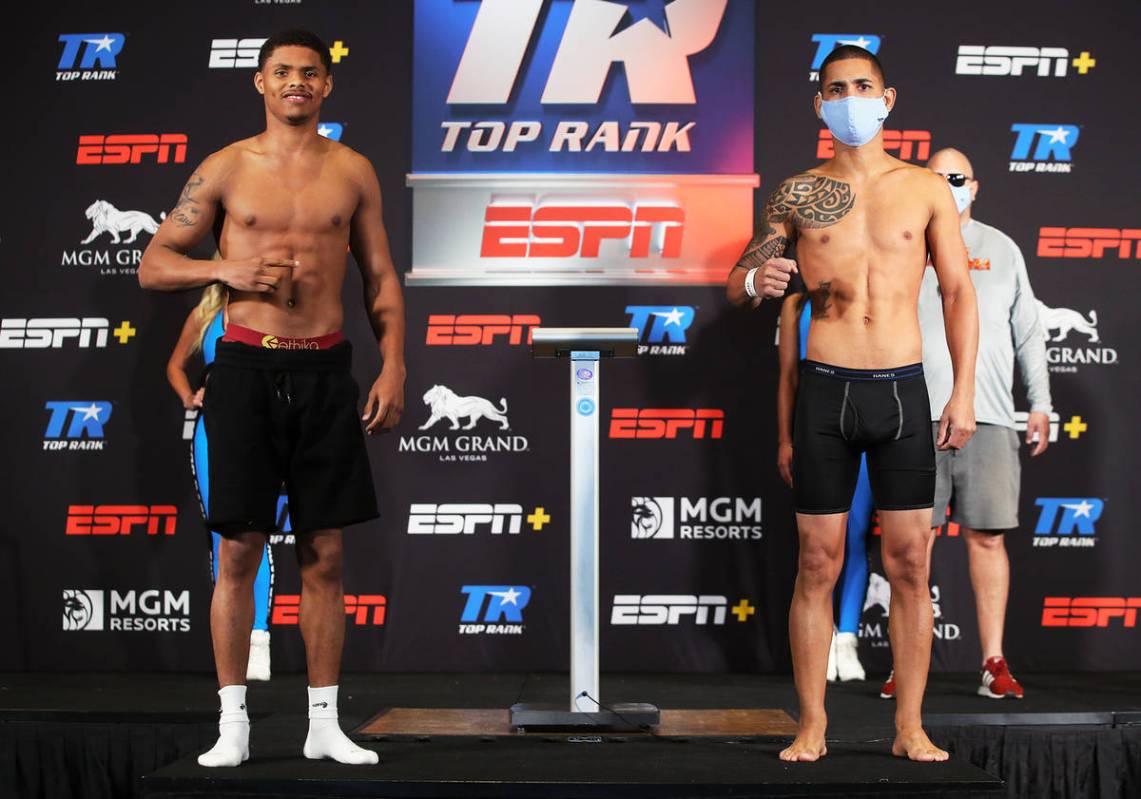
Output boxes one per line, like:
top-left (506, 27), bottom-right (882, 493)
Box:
top-left (931, 422), bottom-right (1021, 531)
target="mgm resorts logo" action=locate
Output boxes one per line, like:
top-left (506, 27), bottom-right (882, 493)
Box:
top-left (398, 384), bottom-right (529, 462)
top-left (62, 589), bottom-right (191, 632)
top-left (631, 496), bottom-right (762, 541)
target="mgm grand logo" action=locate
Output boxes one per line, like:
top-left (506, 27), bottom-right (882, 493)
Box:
top-left (398, 384), bottom-right (529, 462)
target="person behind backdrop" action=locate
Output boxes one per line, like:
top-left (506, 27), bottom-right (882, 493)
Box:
top-left (166, 283), bottom-right (279, 683)
top-left (877, 147), bottom-right (1052, 701)
top-left (777, 291), bottom-right (872, 684)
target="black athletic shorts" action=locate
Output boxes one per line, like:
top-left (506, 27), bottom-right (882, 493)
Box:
top-left (202, 341), bottom-right (378, 535)
top-left (793, 361), bottom-right (935, 515)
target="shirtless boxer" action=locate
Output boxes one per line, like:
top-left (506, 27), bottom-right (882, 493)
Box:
top-left (727, 45), bottom-right (978, 762)
top-left (139, 29), bottom-right (405, 767)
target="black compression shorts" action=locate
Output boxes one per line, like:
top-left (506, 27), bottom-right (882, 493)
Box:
top-left (793, 361), bottom-right (935, 515)
top-left (202, 341), bottom-right (378, 535)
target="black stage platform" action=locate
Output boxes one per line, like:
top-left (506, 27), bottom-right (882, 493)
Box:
top-left (2, 672), bottom-right (1139, 799)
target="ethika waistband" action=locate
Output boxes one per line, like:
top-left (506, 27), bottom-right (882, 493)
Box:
top-left (802, 360), bottom-right (924, 381)
top-left (222, 324), bottom-right (344, 350)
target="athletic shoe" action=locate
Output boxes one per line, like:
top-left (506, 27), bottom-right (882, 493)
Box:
top-left (879, 670), bottom-right (895, 699)
top-left (247, 630), bottom-right (271, 682)
top-left (978, 656), bottom-right (1024, 699)
top-left (826, 629), bottom-right (839, 682)
top-left (834, 632), bottom-right (866, 682)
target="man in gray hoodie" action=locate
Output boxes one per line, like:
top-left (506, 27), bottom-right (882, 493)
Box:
top-left (883, 147), bottom-right (1052, 701)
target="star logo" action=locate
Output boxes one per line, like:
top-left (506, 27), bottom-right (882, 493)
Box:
top-left (70, 403), bottom-right (103, 422)
top-left (489, 587), bottom-right (522, 606)
top-left (1037, 126), bottom-right (1071, 145)
top-left (84, 35), bottom-right (117, 53)
top-left (652, 307), bottom-right (686, 328)
top-left (318, 125), bottom-right (333, 137)
top-left (1062, 500), bottom-right (1095, 519)
top-left (617, 0), bottom-right (673, 35)
top-left (839, 36), bottom-right (873, 49)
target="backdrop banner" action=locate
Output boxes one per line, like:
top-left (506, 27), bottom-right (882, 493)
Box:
top-left (1, 0), bottom-right (1135, 675)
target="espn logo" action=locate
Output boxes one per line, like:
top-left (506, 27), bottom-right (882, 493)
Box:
top-left (817, 129), bottom-right (931, 161)
top-left (425, 314), bottom-right (540, 346)
top-left (407, 503), bottom-right (550, 534)
top-left (208, 38), bottom-right (267, 69)
top-left (481, 202), bottom-right (684, 259)
top-left (1037, 228), bottom-right (1141, 259)
top-left (66, 505), bottom-right (177, 536)
top-left (612, 595), bottom-right (729, 625)
top-left (1041, 597), bottom-right (1140, 628)
top-left (77, 134), bottom-right (188, 165)
top-left (955, 46), bottom-right (1072, 77)
top-left (0, 318), bottom-right (125, 349)
top-left (272, 594), bottom-right (386, 626)
top-left (609, 409), bottom-right (724, 439)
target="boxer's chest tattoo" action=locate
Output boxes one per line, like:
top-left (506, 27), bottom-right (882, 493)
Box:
top-left (767, 173), bottom-right (854, 230)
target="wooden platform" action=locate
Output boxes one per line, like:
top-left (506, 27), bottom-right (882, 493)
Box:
top-left (358, 707), bottom-right (799, 737)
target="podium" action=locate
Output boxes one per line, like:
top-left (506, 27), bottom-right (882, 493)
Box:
top-left (509, 328), bottom-right (660, 730)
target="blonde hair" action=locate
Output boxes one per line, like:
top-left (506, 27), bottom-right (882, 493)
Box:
top-left (191, 283), bottom-right (228, 354)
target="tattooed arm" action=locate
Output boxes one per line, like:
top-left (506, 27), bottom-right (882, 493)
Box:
top-left (726, 176), bottom-right (800, 307)
top-left (139, 148), bottom-right (294, 293)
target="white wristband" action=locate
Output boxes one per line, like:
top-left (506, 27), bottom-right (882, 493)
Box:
top-left (744, 266), bottom-right (760, 299)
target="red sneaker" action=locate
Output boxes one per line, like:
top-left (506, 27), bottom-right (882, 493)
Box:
top-left (978, 656), bottom-right (1024, 699)
top-left (879, 670), bottom-right (895, 699)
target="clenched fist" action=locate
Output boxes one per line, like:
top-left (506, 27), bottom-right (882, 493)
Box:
top-left (757, 257), bottom-right (798, 299)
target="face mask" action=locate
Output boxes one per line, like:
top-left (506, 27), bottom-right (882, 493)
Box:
top-left (819, 95), bottom-right (890, 147)
top-left (950, 184), bottom-right (972, 214)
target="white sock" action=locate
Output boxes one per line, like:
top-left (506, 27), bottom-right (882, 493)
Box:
top-left (302, 685), bottom-right (378, 765)
top-left (198, 685), bottom-right (250, 767)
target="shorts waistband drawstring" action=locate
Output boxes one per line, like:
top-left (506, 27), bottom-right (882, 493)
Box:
top-left (273, 371), bottom-right (293, 405)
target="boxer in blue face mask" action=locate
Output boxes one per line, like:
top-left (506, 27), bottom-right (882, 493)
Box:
top-left (727, 45), bottom-right (979, 763)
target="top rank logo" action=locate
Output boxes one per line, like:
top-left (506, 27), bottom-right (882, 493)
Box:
top-left (626, 305), bottom-right (694, 355)
top-left (809, 34), bottom-right (881, 81)
top-left (414, 0), bottom-right (752, 171)
top-left (1033, 497), bottom-right (1103, 548)
top-left (955, 46), bottom-right (1096, 77)
top-left (57, 33), bottom-right (124, 81)
top-left (1009, 124), bottom-right (1079, 173)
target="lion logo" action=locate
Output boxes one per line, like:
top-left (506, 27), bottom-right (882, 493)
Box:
top-left (82, 200), bottom-right (165, 245)
top-left (863, 572), bottom-right (892, 617)
top-left (62, 590), bottom-right (96, 631)
top-left (419, 384), bottom-right (509, 431)
top-left (1036, 300), bottom-right (1099, 344)
top-left (862, 573), bottom-right (942, 619)
top-left (631, 497), bottom-right (665, 539)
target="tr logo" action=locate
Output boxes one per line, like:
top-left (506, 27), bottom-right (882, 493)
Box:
top-left (447, 0), bottom-right (728, 104)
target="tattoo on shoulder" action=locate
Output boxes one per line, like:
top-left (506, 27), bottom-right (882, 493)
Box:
top-left (807, 281), bottom-right (832, 318)
top-left (766, 173), bottom-right (854, 230)
top-left (170, 174), bottom-right (205, 228)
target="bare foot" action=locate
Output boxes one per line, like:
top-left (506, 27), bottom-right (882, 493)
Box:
top-left (892, 728), bottom-right (949, 762)
top-left (779, 725), bottom-right (828, 762)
